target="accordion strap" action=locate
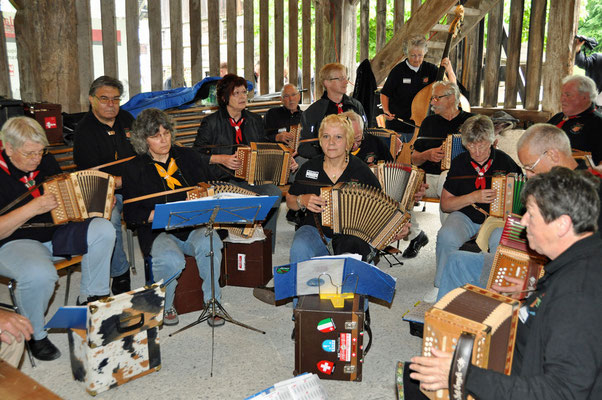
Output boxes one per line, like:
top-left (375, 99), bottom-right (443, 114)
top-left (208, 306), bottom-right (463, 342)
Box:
top-left (449, 332), bottom-right (475, 400)
top-left (313, 213), bottom-right (332, 253)
top-left (0, 182), bottom-right (44, 217)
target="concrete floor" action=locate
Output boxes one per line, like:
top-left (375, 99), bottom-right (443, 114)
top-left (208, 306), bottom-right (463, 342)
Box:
top-left (2, 201), bottom-right (442, 399)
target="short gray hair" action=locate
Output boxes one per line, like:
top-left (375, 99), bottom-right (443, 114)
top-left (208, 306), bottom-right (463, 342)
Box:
top-left (517, 123), bottom-right (572, 157)
top-left (461, 115), bottom-right (495, 146)
top-left (340, 110), bottom-right (364, 133)
top-left (404, 35), bottom-right (428, 55)
top-left (562, 75), bottom-right (598, 102)
top-left (1, 116), bottom-right (48, 149)
top-left (280, 83), bottom-right (298, 94)
top-left (88, 75), bottom-right (124, 97)
top-left (130, 108), bottom-right (175, 155)
top-left (433, 81), bottom-right (460, 107)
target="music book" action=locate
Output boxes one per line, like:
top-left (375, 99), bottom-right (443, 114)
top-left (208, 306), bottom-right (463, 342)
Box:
top-left (45, 306), bottom-right (87, 330)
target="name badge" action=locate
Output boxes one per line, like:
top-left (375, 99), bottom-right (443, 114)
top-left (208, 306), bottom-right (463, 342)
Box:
top-left (518, 304), bottom-right (529, 323)
top-left (306, 170), bottom-right (319, 180)
top-left (403, 78), bottom-right (411, 84)
top-left (278, 127), bottom-right (287, 133)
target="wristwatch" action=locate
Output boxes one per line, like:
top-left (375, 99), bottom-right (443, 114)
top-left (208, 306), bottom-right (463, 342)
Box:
top-left (296, 196), bottom-right (306, 211)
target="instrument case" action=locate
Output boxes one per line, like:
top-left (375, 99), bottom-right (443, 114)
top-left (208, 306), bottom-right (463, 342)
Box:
top-left (220, 229), bottom-right (272, 288)
top-left (173, 255), bottom-right (205, 314)
top-left (25, 102), bottom-right (63, 144)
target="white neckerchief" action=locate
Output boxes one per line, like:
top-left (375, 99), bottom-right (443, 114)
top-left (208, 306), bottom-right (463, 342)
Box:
top-left (406, 59), bottom-right (420, 73)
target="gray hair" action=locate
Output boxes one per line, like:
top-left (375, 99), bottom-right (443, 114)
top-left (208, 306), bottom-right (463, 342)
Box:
top-left (280, 83), bottom-right (298, 94)
top-left (562, 75), bottom-right (598, 102)
top-left (88, 75), bottom-right (124, 97)
top-left (1, 116), bottom-right (48, 149)
top-left (521, 166), bottom-right (599, 234)
top-left (433, 81), bottom-right (460, 107)
top-left (460, 115), bottom-right (495, 146)
top-left (404, 35), bottom-right (428, 55)
top-left (340, 110), bottom-right (364, 133)
top-left (517, 123), bottom-right (572, 157)
top-left (130, 108), bottom-right (175, 155)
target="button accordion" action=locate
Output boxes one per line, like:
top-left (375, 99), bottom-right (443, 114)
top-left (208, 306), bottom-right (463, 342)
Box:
top-left (422, 284), bottom-right (520, 400)
top-left (43, 170), bottom-right (115, 224)
top-left (288, 124), bottom-right (301, 152)
top-left (369, 162), bottom-right (425, 212)
top-left (441, 134), bottom-right (466, 170)
top-left (319, 182), bottom-right (410, 250)
top-left (489, 173), bottom-right (526, 218)
top-left (235, 142), bottom-right (292, 185)
top-left (365, 127), bottom-right (401, 159)
top-left (572, 149), bottom-right (594, 168)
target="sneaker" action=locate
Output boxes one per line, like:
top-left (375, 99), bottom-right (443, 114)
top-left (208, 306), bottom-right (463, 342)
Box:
top-left (163, 307), bottom-right (179, 326)
top-left (28, 337), bottom-right (61, 361)
top-left (423, 287), bottom-right (439, 303)
top-left (207, 316), bottom-right (225, 327)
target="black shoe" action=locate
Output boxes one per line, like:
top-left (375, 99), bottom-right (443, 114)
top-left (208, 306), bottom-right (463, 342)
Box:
top-left (111, 270), bottom-right (131, 295)
top-left (28, 337), bottom-right (61, 361)
top-left (402, 231), bottom-right (429, 259)
top-left (253, 286), bottom-right (275, 305)
top-left (76, 294), bottom-right (110, 306)
top-left (291, 327), bottom-right (296, 341)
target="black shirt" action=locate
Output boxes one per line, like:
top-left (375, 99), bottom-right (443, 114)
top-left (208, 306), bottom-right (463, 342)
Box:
top-left (548, 105), bottom-right (602, 164)
top-left (575, 51), bottom-right (602, 93)
top-left (264, 105), bottom-right (302, 142)
top-left (352, 134), bottom-right (394, 165)
top-left (413, 110), bottom-right (474, 174)
top-left (443, 148), bottom-right (522, 224)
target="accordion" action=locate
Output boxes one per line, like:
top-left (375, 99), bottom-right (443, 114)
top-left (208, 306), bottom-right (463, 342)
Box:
top-left (186, 181), bottom-right (260, 238)
top-left (288, 124), bottom-right (301, 152)
top-left (489, 173), bottom-right (526, 218)
top-left (422, 284), bottom-right (520, 400)
top-left (365, 127), bottom-right (401, 159)
top-left (43, 170), bottom-right (115, 224)
top-left (235, 142), bottom-right (292, 185)
top-left (320, 182), bottom-right (410, 250)
top-left (572, 149), bottom-right (595, 168)
top-left (369, 162), bottom-right (425, 212)
top-left (486, 214), bottom-right (547, 299)
top-left (441, 134), bottom-right (466, 170)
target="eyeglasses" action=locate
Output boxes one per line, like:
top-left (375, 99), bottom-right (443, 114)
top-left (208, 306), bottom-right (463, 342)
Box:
top-left (17, 148), bottom-right (48, 159)
top-left (95, 96), bottom-right (122, 105)
top-left (523, 151), bottom-right (548, 172)
top-left (232, 89), bottom-right (248, 97)
top-left (465, 142), bottom-right (491, 152)
top-left (282, 93), bottom-right (299, 99)
top-left (328, 76), bottom-right (349, 82)
top-left (430, 94), bottom-right (451, 102)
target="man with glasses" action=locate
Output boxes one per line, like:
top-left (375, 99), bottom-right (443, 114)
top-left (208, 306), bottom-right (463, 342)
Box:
top-left (298, 63), bottom-right (366, 159)
top-left (73, 76), bottom-right (136, 295)
top-left (264, 83), bottom-right (303, 147)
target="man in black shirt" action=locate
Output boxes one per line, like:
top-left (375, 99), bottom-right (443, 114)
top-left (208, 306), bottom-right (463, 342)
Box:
top-left (574, 37), bottom-right (602, 96)
top-left (73, 76), bottom-right (136, 295)
top-left (342, 110), bottom-right (393, 165)
top-left (264, 83), bottom-right (302, 146)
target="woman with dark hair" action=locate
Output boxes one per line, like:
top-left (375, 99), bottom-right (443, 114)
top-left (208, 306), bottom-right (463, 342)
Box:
top-left (193, 74), bottom-right (285, 250)
top-left (122, 108), bottom-right (223, 327)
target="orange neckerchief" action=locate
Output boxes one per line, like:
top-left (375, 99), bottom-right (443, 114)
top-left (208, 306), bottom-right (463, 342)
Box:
top-left (154, 158), bottom-right (182, 190)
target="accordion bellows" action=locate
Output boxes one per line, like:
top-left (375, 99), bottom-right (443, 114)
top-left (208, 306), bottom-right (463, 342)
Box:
top-left (369, 162), bottom-right (425, 212)
top-left (235, 142), bottom-right (292, 185)
top-left (441, 134), bottom-right (465, 170)
top-left (422, 284), bottom-right (520, 400)
top-left (43, 170), bottom-right (115, 224)
top-left (365, 127), bottom-right (401, 158)
top-left (320, 182), bottom-right (410, 250)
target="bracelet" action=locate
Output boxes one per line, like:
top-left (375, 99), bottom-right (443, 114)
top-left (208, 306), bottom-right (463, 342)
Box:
top-left (296, 196), bottom-right (306, 211)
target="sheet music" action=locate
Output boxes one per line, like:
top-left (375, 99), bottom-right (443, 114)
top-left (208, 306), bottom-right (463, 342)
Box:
top-left (245, 373), bottom-right (327, 400)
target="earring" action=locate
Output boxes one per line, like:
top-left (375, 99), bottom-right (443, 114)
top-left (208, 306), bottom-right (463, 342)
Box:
top-left (345, 152), bottom-right (349, 163)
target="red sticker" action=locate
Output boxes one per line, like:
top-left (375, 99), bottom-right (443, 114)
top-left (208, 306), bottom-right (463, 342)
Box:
top-left (44, 116), bottom-right (57, 129)
top-left (317, 360), bottom-right (335, 375)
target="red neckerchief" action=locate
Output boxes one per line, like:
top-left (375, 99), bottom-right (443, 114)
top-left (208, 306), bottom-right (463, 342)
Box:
top-left (336, 103), bottom-right (343, 114)
top-left (556, 107), bottom-right (594, 129)
top-left (229, 117), bottom-right (245, 144)
top-left (0, 151), bottom-right (41, 197)
top-left (588, 168), bottom-right (602, 179)
top-left (470, 159), bottom-right (493, 189)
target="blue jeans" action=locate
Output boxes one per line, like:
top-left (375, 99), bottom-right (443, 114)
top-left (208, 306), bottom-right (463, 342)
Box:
top-left (437, 251), bottom-right (486, 301)
top-left (0, 218), bottom-right (114, 339)
top-left (110, 194), bottom-right (130, 277)
top-left (150, 228), bottom-right (222, 311)
top-left (290, 225), bottom-right (331, 264)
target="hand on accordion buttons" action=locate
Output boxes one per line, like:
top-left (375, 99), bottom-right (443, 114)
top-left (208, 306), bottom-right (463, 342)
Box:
top-left (414, 183), bottom-right (429, 203)
top-left (392, 222), bottom-right (411, 242)
top-left (474, 189), bottom-right (497, 204)
top-left (217, 153), bottom-right (242, 170)
top-left (276, 131), bottom-right (294, 146)
top-left (29, 192), bottom-right (58, 216)
top-left (428, 147), bottom-right (445, 163)
top-left (491, 275), bottom-right (526, 300)
top-left (304, 194), bottom-right (325, 213)
top-left (409, 347), bottom-right (453, 392)
top-left (289, 158), bottom-right (299, 173)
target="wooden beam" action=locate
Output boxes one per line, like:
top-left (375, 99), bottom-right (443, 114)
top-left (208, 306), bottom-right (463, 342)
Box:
top-left (394, 0), bottom-right (404, 32)
top-left (75, 0), bottom-right (93, 109)
top-left (148, 0), bottom-right (162, 91)
top-left (244, 0), bottom-right (254, 86)
top-left (411, 0), bottom-right (421, 16)
top-left (0, 11), bottom-right (11, 98)
top-left (503, 0), bottom-right (524, 108)
top-left (207, 0), bottom-right (220, 76)
top-left (302, 0), bottom-right (311, 103)
top-left (259, 0), bottom-right (269, 94)
top-left (524, 0), bottom-right (546, 110)
top-left (360, 0), bottom-right (369, 61)
top-left (170, 0), bottom-right (184, 87)
top-left (542, 0), bottom-right (579, 113)
top-left (376, 0), bottom-right (386, 52)
top-left (189, 0), bottom-right (202, 84)
top-left (466, 20), bottom-right (484, 106)
top-left (100, 0), bottom-right (118, 79)
top-left (288, 0), bottom-right (299, 87)
top-left (125, 0), bottom-right (141, 97)
top-left (471, 106), bottom-right (551, 123)
top-left (482, 0), bottom-right (503, 107)
top-left (227, 0), bottom-right (237, 75)
top-left (314, 0), bottom-right (325, 98)
top-left (274, 0), bottom-right (284, 89)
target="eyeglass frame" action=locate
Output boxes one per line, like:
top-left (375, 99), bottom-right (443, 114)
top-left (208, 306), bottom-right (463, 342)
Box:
top-left (231, 89), bottom-right (248, 97)
top-left (430, 93), bottom-right (452, 102)
top-left (16, 148), bottom-right (49, 159)
top-left (522, 150), bottom-right (548, 172)
top-left (94, 95), bottom-right (122, 105)
top-left (327, 76), bottom-right (349, 82)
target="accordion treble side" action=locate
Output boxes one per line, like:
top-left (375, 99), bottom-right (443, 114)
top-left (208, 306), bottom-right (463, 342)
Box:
top-left (365, 127), bottom-right (401, 159)
top-left (489, 173), bottom-right (526, 218)
top-left (369, 161), bottom-right (425, 212)
top-left (441, 134), bottom-right (465, 170)
top-left (235, 142), bottom-right (292, 186)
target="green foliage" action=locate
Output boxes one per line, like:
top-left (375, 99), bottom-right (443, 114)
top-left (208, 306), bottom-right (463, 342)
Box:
top-left (579, 0), bottom-right (602, 53)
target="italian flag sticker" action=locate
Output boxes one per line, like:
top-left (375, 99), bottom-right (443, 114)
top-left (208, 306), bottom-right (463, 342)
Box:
top-left (317, 318), bottom-right (336, 332)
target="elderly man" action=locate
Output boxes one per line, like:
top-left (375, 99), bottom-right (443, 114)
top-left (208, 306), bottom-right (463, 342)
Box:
top-left (265, 83), bottom-right (303, 147)
top-left (548, 75), bottom-right (602, 164)
top-left (409, 167), bottom-right (602, 400)
top-left (73, 76), bottom-right (135, 295)
top-left (0, 117), bottom-right (113, 361)
top-left (342, 110), bottom-right (393, 165)
top-left (436, 123), bottom-right (601, 301)
top-left (299, 63), bottom-right (366, 159)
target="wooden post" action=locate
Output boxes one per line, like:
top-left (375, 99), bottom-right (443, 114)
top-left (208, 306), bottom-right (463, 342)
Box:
top-left (244, 0), bottom-right (254, 87)
top-left (376, 0), bottom-right (386, 52)
top-left (190, 0), bottom-right (202, 84)
top-left (288, 0), bottom-right (299, 87)
top-left (360, 0), bottom-right (369, 61)
top-left (394, 0), bottom-right (404, 32)
top-left (482, 0), bottom-right (503, 107)
top-left (259, 0), bottom-right (269, 94)
top-left (0, 10), bottom-right (11, 98)
top-left (411, 0), bottom-right (421, 16)
top-left (170, 0), bottom-right (184, 87)
top-left (274, 0), bottom-right (284, 89)
top-left (302, 0), bottom-right (311, 103)
top-left (227, 0), bottom-right (237, 75)
top-left (524, 0), bottom-right (547, 110)
top-left (503, 0), bottom-right (524, 108)
top-left (125, 0), bottom-right (141, 97)
top-left (100, 0), bottom-right (118, 79)
top-left (542, 0), bottom-right (580, 113)
top-left (340, 0), bottom-right (358, 84)
top-left (314, 0), bottom-right (325, 98)
top-left (148, 0), bottom-right (163, 91)
top-left (207, 0), bottom-right (220, 77)
top-left (467, 20), bottom-right (485, 106)
top-left (75, 0), bottom-right (93, 109)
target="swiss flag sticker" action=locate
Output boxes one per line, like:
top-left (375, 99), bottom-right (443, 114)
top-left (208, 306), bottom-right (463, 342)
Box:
top-left (317, 360), bottom-right (335, 375)
top-left (44, 116), bottom-right (57, 130)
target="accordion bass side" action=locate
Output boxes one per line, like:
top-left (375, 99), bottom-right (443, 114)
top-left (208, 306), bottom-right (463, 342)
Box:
top-left (288, 124), bottom-right (301, 152)
top-left (572, 149), bottom-right (595, 168)
top-left (320, 182), bottom-right (410, 250)
top-left (365, 127), bottom-right (401, 158)
top-left (441, 134), bottom-right (466, 170)
top-left (369, 162), bottom-right (425, 212)
top-left (43, 170), bottom-right (115, 224)
top-left (235, 142), bottom-right (292, 185)
top-left (489, 173), bottom-right (526, 218)
top-left (422, 284), bottom-right (520, 400)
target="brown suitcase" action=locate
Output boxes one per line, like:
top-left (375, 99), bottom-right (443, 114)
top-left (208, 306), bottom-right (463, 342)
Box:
top-left (26, 102), bottom-right (63, 144)
top-left (220, 230), bottom-right (272, 288)
top-left (294, 294), bottom-right (365, 381)
top-left (173, 255), bottom-right (205, 315)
